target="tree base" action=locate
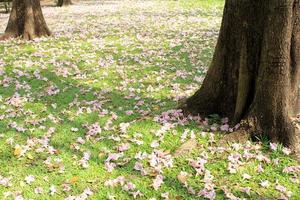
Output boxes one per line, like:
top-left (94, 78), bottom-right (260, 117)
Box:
top-left (182, 96), bottom-right (300, 158)
top-left (0, 31), bottom-right (51, 41)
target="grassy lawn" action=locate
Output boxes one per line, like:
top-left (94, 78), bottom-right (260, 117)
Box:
top-left (0, 0), bottom-right (299, 199)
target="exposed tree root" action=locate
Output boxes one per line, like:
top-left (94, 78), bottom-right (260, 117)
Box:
top-left (218, 118), bottom-right (256, 146)
top-left (174, 139), bottom-right (198, 157)
top-left (290, 121), bottom-right (300, 160)
top-left (0, 33), bottom-right (15, 41)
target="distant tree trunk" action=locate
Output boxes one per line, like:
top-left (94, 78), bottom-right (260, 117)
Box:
top-left (57, 0), bottom-right (72, 7)
top-left (4, 2), bottom-right (10, 13)
top-left (0, 0), bottom-right (51, 40)
top-left (185, 1), bottom-right (300, 152)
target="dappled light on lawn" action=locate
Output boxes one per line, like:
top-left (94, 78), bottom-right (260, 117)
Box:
top-left (0, 0), bottom-right (299, 199)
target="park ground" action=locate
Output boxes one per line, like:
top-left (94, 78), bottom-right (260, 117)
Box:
top-left (0, 0), bottom-right (299, 199)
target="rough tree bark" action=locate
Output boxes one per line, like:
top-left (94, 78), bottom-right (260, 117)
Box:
top-left (57, 0), bottom-right (72, 7)
top-left (0, 0), bottom-right (51, 40)
top-left (185, 0), bottom-right (300, 153)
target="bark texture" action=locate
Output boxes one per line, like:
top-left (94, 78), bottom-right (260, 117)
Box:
top-left (186, 0), bottom-right (300, 151)
top-left (57, 0), bottom-right (72, 7)
top-left (1, 0), bottom-right (51, 40)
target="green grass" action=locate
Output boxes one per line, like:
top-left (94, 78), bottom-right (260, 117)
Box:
top-left (0, 0), bottom-right (299, 199)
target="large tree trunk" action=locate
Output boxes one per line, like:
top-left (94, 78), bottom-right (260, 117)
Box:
top-left (57, 0), bottom-right (72, 7)
top-left (0, 0), bottom-right (51, 40)
top-left (185, 0), bottom-right (300, 152)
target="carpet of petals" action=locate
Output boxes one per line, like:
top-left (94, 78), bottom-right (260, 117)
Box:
top-left (0, 0), bottom-right (299, 199)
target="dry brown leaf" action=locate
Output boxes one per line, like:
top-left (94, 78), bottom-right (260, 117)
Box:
top-left (70, 176), bottom-right (79, 184)
top-left (13, 145), bottom-right (22, 157)
top-left (177, 173), bottom-right (188, 184)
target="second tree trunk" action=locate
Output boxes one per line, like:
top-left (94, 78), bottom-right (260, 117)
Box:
top-left (1, 0), bottom-right (51, 40)
top-left (57, 0), bottom-right (72, 7)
